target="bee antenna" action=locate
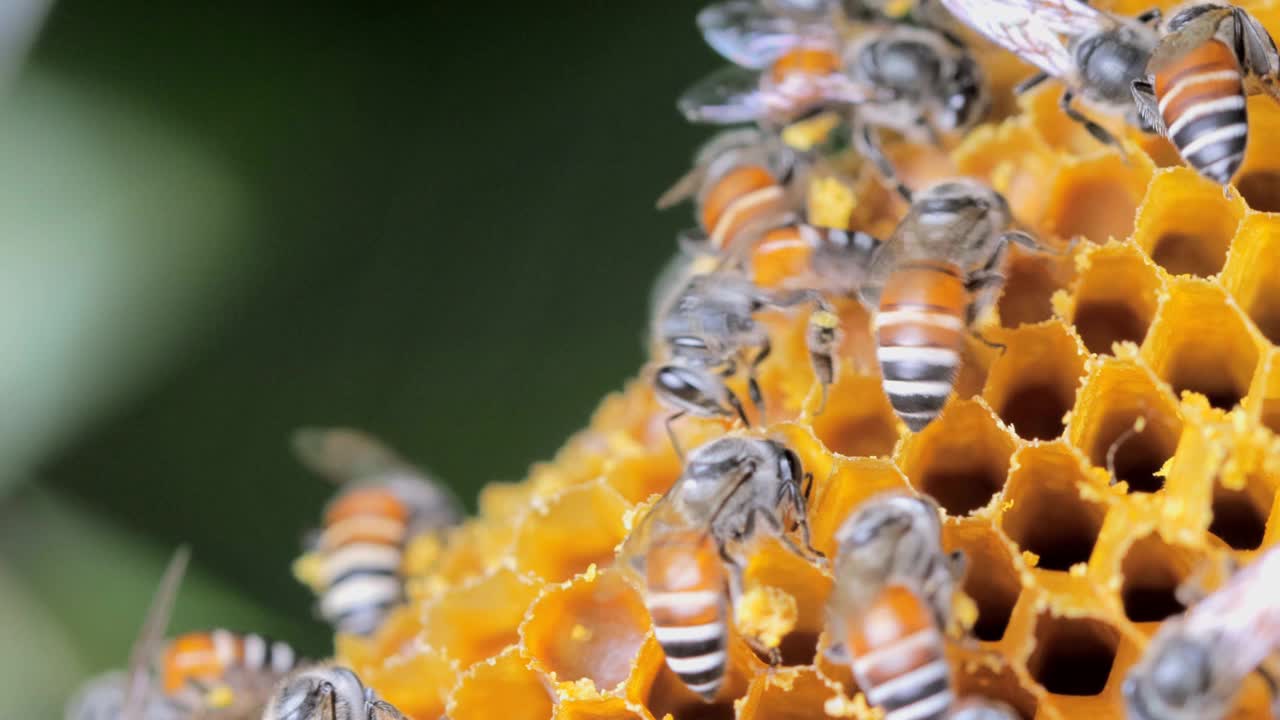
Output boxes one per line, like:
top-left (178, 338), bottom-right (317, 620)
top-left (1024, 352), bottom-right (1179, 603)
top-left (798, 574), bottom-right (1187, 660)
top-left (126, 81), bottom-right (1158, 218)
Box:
top-left (121, 545), bottom-right (190, 720)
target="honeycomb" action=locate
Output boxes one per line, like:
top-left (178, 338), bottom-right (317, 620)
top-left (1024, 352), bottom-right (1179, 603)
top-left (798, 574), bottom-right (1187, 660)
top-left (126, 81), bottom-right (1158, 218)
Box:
top-left (321, 3), bottom-right (1280, 719)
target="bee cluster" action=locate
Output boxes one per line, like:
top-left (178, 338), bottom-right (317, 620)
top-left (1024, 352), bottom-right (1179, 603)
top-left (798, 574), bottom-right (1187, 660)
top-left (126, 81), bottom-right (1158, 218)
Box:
top-left (64, 1), bottom-right (1280, 719)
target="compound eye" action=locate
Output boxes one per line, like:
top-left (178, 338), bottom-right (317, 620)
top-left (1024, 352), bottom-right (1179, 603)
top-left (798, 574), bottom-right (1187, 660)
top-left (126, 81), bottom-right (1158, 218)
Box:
top-left (779, 449), bottom-right (803, 485)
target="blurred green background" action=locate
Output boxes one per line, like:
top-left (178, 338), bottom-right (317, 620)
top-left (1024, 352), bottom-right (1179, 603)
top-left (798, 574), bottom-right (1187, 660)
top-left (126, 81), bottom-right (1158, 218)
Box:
top-left (0, 3), bottom-right (713, 715)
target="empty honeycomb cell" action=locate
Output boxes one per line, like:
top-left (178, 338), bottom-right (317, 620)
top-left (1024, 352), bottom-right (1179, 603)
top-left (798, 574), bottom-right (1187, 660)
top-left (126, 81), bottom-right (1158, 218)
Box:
top-left (1131, 167), bottom-right (1245, 278)
top-left (898, 400), bottom-right (1018, 516)
top-left (808, 375), bottom-right (900, 458)
top-left (1000, 444), bottom-right (1107, 572)
top-left (554, 698), bottom-right (652, 720)
top-left (949, 649), bottom-right (1040, 720)
top-left (447, 648), bottom-right (554, 720)
top-left (1025, 611), bottom-right (1119, 697)
top-left (522, 569), bottom-right (651, 692)
top-left (1068, 358), bottom-right (1181, 493)
top-left (1062, 242), bottom-right (1162, 355)
top-left (944, 522), bottom-right (1023, 643)
top-left (513, 481), bottom-right (632, 582)
top-left (1221, 214), bottom-right (1280, 345)
top-left (1208, 474), bottom-right (1274, 552)
top-left (1042, 153), bottom-right (1153, 244)
top-left (1142, 280), bottom-right (1262, 411)
top-left (421, 568), bottom-right (544, 667)
top-left (996, 249), bottom-right (1071, 329)
top-left (736, 667), bottom-right (840, 720)
top-left (807, 456), bottom-right (910, 558)
top-left (982, 321), bottom-right (1086, 441)
top-left (1118, 533), bottom-right (1194, 625)
top-left (1233, 96), bottom-right (1280, 212)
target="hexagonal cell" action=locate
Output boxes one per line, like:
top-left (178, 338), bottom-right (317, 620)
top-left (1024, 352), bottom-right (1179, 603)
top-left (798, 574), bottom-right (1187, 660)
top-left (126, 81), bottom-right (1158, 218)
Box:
top-left (1064, 242), bottom-right (1162, 355)
top-left (554, 698), bottom-right (651, 720)
top-left (1233, 96), bottom-right (1280, 212)
top-left (1119, 533), bottom-right (1195, 624)
top-left (898, 400), bottom-right (1018, 516)
top-left (1222, 214), bottom-right (1280, 345)
top-left (513, 481), bottom-right (631, 582)
top-left (809, 375), bottom-right (900, 458)
top-left (1026, 612), bottom-right (1119, 696)
top-left (1068, 360), bottom-right (1182, 493)
top-left (997, 248), bottom-right (1073, 329)
top-left (743, 538), bottom-right (833, 665)
top-left (737, 667), bottom-right (839, 720)
top-left (604, 454), bottom-right (681, 506)
top-left (945, 523), bottom-right (1022, 643)
top-left (421, 568), bottom-right (544, 667)
top-left (447, 648), bottom-right (554, 720)
top-left (336, 642), bottom-right (455, 720)
top-left (950, 651), bottom-right (1039, 720)
top-left (1142, 280), bottom-right (1261, 411)
top-left (1000, 445), bottom-right (1107, 572)
top-left (1131, 167), bottom-right (1245, 278)
top-left (982, 321), bottom-right (1086, 441)
top-left (1042, 153), bottom-right (1152, 244)
top-left (521, 569), bottom-right (650, 692)
top-left (807, 457), bottom-right (911, 559)
top-left (1208, 473), bottom-right (1276, 552)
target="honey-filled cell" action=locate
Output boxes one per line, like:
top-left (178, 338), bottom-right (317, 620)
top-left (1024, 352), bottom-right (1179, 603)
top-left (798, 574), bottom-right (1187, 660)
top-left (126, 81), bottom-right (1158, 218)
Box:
top-left (999, 444), bottom-right (1108, 572)
top-left (1130, 167), bottom-right (1245, 278)
top-left (982, 321), bottom-right (1086, 441)
top-left (1222, 213), bottom-right (1280, 345)
top-left (1061, 242), bottom-right (1163, 355)
top-left (897, 400), bottom-right (1018, 517)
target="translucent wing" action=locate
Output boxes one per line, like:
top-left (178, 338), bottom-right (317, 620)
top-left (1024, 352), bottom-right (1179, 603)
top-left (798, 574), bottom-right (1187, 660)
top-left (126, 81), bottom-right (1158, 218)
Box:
top-left (1183, 545), bottom-right (1280, 681)
top-left (292, 427), bottom-right (408, 484)
top-left (121, 547), bottom-right (191, 720)
top-left (938, 0), bottom-right (1103, 76)
top-left (698, 0), bottom-right (835, 68)
top-left (1147, 10), bottom-right (1227, 74)
top-left (679, 65), bottom-right (772, 124)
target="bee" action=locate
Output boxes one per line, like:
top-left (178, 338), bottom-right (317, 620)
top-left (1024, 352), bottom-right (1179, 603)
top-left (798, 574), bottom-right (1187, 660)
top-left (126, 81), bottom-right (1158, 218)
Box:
top-left (854, 179), bottom-right (1040, 432)
top-left (621, 436), bottom-right (825, 700)
top-left (649, 264), bottom-right (839, 455)
top-left (824, 492), bottom-right (967, 720)
top-left (66, 548), bottom-right (299, 720)
top-left (261, 665), bottom-right (409, 720)
top-left (1123, 545), bottom-right (1280, 720)
top-left (293, 427), bottom-right (463, 637)
top-left (681, 1), bottom-right (988, 190)
top-left (946, 698), bottom-right (1021, 720)
top-left (1131, 3), bottom-right (1280, 185)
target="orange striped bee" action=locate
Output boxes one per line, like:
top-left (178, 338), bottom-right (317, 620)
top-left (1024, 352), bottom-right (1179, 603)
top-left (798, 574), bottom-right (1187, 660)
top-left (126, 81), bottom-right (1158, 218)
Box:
top-left (1131, 3), bottom-right (1280, 185)
top-left (293, 427), bottom-right (462, 637)
top-left (856, 180), bottom-right (1040, 431)
top-left (825, 493), bottom-right (967, 720)
top-left (621, 436), bottom-right (825, 700)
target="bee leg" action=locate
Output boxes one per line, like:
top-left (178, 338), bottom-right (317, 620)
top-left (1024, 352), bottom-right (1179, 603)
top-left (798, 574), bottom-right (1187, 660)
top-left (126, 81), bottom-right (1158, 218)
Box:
top-left (1130, 79), bottom-right (1166, 135)
top-left (1134, 7), bottom-right (1161, 25)
top-left (1060, 89), bottom-right (1126, 157)
top-left (963, 269), bottom-right (1005, 333)
top-left (664, 412), bottom-right (687, 461)
top-left (1013, 71), bottom-right (1049, 97)
top-left (1232, 7), bottom-right (1280, 86)
top-left (369, 699), bottom-right (411, 720)
top-left (805, 309), bottom-right (838, 416)
top-left (653, 365), bottom-right (752, 438)
top-left (854, 120), bottom-right (912, 202)
top-left (747, 341), bottom-right (771, 425)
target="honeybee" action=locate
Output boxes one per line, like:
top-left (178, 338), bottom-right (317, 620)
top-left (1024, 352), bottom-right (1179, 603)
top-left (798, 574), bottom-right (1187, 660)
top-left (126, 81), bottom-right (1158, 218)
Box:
top-left (66, 548), bottom-right (300, 720)
top-left (620, 436), bottom-right (825, 700)
top-left (1131, 3), bottom-right (1280, 185)
top-left (824, 492), bottom-right (967, 720)
top-left (649, 265), bottom-right (839, 455)
top-left (293, 427), bottom-right (463, 637)
top-left (947, 698), bottom-right (1021, 720)
top-left (1123, 545), bottom-right (1280, 720)
top-left (855, 179), bottom-right (1040, 431)
top-left (261, 665), bottom-right (409, 720)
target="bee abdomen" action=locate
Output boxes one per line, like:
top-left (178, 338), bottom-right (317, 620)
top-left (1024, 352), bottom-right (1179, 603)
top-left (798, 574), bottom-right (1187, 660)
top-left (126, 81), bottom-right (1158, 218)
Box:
top-left (874, 262), bottom-right (966, 432)
top-left (318, 487), bottom-right (411, 635)
top-left (163, 630), bottom-right (297, 694)
top-left (1155, 40), bottom-right (1248, 185)
top-left (645, 532), bottom-right (730, 700)
top-left (848, 586), bottom-right (952, 720)
top-left (701, 164), bottom-right (789, 253)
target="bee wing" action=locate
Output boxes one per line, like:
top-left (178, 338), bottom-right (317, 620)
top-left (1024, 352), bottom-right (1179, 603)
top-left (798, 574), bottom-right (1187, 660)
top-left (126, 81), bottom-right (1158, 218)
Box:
top-left (698, 0), bottom-right (834, 68)
top-left (120, 546), bottom-right (191, 720)
top-left (938, 0), bottom-right (1100, 77)
top-left (1148, 12), bottom-right (1224, 75)
top-left (656, 165), bottom-right (707, 210)
top-left (1183, 546), bottom-right (1280, 681)
top-left (679, 65), bottom-right (773, 124)
top-left (291, 427), bottom-right (408, 484)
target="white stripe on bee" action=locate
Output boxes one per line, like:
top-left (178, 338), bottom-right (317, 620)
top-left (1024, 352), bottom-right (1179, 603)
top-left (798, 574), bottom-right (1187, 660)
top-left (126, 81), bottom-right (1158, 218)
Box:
top-left (852, 628), bottom-right (940, 676)
top-left (665, 650), bottom-right (728, 675)
top-left (1166, 94), bottom-right (1246, 137)
top-left (271, 642), bottom-right (296, 673)
top-left (686, 679), bottom-right (723, 695)
top-left (709, 185), bottom-right (786, 250)
top-left (875, 346), bottom-right (961, 367)
top-left (873, 310), bottom-right (965, 332)
top-left (243, 634), bottom-right (266, 669)
top-left (320, 575), bottom-right (402, 618)
top-left (867, 659), bottom-right (949, 705)
top-left (1202, 153), bottom-right (1244, 179)
top-left (882, 380), bottom-right (954, 398)
top-left (1180, 122), bottom-right (1248, 157)
top-left (212, 629), bottom-right (237, 666)
top-left (324, 543), bottom-right (402, 582)
top-left (653, 622), bottom-right (725, 644)
top-left (321, 515), bottom-right (406, 550)
top-left (1158, 69), bottom-right (1242, 114)
top-left (645, 590), bottom-right (722, 609)
top-left (886, 690), bottom-right (953, 720)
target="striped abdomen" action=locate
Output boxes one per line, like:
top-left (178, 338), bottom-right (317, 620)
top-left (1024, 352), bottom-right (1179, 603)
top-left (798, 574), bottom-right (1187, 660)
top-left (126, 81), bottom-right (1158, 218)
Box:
top-left (700, 164), bottom-right (789, 253)
top-left (749, 224), bottom-right (816, 288)
top-left (162, 630), bottom-right (297, 694)
top-left (318, 486), bottom-right (410, 635)
top-left (847, 585), bottom-right (952, 720)
top-left (1154, 40), bottom-right (1248, 185)
top-left (645, 531), bottom-right (730, 701)
top-left (873, 261), bottom-right (967, 432)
